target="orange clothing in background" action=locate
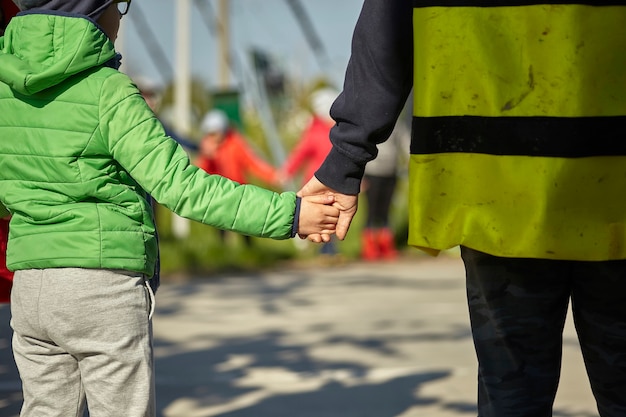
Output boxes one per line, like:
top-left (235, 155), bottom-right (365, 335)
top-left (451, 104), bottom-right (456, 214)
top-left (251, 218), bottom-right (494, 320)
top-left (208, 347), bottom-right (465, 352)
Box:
top-left (195, 129), bottom-right (278, 185)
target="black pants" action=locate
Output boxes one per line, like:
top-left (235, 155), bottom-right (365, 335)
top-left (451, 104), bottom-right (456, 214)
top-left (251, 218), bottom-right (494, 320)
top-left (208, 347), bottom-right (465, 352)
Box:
top-left (364, 174), bottom-right (397, 228)
top-left (461, 247), bottom-right (626, 417)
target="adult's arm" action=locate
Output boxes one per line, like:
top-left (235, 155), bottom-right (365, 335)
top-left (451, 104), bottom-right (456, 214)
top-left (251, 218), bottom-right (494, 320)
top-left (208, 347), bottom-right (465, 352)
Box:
top-left (299, 0), bottom-right (413, 240)
top-left (314, 0), bottom-right (414, 195)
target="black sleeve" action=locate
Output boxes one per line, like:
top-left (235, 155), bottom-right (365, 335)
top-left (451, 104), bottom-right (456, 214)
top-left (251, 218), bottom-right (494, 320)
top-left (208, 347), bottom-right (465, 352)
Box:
top-left (314, 0), bottom-right (414, 194)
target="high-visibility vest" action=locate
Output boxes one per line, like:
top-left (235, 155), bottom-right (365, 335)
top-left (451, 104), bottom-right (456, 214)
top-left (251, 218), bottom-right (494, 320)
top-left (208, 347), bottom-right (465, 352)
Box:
top-left (408, 2), bottom-right (626, 260)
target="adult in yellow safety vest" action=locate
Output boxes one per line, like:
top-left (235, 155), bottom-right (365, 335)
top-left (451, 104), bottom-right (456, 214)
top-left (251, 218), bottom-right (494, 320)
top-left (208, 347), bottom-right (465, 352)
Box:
top-left (298, 0), bottom-right (626, 415)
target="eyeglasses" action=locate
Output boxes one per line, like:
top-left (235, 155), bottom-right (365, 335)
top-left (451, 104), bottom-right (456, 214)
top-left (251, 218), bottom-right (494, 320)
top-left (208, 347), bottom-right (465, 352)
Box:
top-left (114, 0), bottom-right (132, 16)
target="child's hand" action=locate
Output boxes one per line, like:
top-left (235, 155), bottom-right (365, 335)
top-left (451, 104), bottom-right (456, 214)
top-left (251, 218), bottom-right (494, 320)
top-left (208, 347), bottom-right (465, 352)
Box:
top-left (297, 194), bottom-right (339, 240)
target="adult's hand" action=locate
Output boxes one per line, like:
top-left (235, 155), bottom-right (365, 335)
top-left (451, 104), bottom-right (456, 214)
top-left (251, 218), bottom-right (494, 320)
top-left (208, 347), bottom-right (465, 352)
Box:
top-left (297, 176), bottom-right (358, 241)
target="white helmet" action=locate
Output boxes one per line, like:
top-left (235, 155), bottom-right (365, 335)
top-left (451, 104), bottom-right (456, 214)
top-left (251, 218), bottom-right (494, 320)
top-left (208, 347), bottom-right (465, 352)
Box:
top-left (201, 109), bottom-right (229, 134)
top-left (310, 87), bottom-right (338, 118)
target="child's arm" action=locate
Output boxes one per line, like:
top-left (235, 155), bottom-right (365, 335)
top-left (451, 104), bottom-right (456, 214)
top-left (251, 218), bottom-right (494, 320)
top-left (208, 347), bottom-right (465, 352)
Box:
top-left (296, 194), bottom-right (339, 238)
top-left (99, 74), bottom-right (306, 240)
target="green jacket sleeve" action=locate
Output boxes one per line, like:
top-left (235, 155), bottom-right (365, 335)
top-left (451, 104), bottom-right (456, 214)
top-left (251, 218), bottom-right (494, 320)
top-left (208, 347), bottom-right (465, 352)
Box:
top-left (98, 73), bottom-right (295, 240)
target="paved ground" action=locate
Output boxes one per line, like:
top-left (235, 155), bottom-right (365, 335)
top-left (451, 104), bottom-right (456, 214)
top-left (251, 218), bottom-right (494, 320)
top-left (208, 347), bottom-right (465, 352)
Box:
top-left (0, 254), bottom-right (599, 416)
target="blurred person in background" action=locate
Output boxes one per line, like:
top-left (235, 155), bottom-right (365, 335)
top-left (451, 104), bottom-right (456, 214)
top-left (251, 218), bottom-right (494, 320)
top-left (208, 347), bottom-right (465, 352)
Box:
top-left (1, 0), bottom-right (19, 35)
top-left (281, 87), bottom-right (338, 256)
top-left (297, 0), bottom-right (626, 415)
top-left (360, 117), bottom-right (410, 261)
top-left (281, 88), bottom-right (337, 188)
top-left (0, 211), bottom-right (11, 303)
top-left (195, 109), bottom-right (281, 246)
top-left (196, 109), bottom-right (280, 187)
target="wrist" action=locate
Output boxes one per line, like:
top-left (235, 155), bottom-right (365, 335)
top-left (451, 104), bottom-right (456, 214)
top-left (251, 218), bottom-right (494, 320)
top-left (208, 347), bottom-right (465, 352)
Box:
top-left (291, 196), bottom-right (302, 238)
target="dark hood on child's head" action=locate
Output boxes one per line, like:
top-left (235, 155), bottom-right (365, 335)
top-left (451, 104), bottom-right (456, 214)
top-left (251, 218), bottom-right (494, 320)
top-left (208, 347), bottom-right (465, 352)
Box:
top-left (12, 0), bottom-right (114, 20)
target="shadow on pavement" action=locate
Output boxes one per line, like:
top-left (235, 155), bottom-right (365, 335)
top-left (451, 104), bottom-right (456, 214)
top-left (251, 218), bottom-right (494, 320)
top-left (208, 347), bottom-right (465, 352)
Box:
top-left (153, 328), bottom-right (461, 416)
top-left (0, 260), bottom-right (600, 417)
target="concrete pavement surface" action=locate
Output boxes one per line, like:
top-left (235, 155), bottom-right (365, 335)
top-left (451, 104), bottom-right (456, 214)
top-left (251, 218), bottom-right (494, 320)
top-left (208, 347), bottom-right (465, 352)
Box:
top-left (0, 254), bottom-right (598, 416)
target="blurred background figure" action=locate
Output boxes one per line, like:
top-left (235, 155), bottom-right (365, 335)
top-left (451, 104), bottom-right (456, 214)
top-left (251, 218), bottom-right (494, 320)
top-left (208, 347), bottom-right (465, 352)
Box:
top-left (0, 0), bottom-right (19, 303)
top-left (196, 109), bottom-right (280, 187)
top-left (0, 0), bottom-right (18, 36)
top-left (281, 87), bottom-right (338, 256)
top-left (360, 118), bottom-right (410, 261)
top-left (0, 213), bottom-right (10, 303)
top-left (281, 88), bottom-right (336, 187)
top-left (195, 109), bottom-right (281, 246)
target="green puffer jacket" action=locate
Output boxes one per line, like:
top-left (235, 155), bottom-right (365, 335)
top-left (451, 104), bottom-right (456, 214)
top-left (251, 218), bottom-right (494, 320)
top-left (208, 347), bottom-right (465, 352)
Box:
top-left (0, 13), bottom-right (296, 277)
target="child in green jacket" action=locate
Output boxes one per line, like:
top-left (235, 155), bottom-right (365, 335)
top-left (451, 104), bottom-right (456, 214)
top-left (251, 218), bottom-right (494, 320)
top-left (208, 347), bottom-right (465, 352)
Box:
top-left (0, 1), bottom-right (338, 416)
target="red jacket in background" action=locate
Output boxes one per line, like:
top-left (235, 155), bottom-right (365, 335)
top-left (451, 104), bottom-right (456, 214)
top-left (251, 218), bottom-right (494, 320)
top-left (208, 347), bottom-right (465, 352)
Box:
top-left (1, 0), bottom-right (19, 26)
top-left (0, 218), bottom-right (12, 303)
top-left (195, 129), bottom-right (278, 186)
top-left (282, 116), bottom-right (333, 185)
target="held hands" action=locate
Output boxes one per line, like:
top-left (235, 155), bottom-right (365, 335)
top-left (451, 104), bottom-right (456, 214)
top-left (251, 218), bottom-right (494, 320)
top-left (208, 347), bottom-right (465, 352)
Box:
top-left (297, 194), bottom-right (339, 242)
top-left (297, 176), bottom-right (358, 242)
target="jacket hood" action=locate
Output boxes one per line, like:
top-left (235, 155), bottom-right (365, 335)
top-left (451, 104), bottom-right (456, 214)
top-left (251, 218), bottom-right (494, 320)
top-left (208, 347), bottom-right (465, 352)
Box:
top-left (13, 0), bottom-right (113, 21)
top-left (0, 13), bottom-right (117, 95)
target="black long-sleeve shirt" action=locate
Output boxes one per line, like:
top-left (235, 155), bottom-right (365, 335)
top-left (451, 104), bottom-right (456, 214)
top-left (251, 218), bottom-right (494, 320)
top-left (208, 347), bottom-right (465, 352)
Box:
top-left (315, 0), bottom-right (414, 195)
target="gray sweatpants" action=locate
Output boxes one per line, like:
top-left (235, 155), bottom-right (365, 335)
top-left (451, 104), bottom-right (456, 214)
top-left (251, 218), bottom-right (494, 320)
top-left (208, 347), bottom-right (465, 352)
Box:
top-left (10, 268), bottom-right (155, 417)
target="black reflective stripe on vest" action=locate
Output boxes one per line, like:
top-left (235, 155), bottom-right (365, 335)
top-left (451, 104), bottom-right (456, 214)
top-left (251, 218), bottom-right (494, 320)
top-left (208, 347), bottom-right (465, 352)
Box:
top-left (410, 116), bottom-right (626, 157)
top-left (413, 0), bottom-right (625, 7)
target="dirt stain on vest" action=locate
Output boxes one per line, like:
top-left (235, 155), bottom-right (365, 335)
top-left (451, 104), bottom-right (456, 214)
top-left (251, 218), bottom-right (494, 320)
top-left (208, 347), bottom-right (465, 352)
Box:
top-left (501, 65), bottom-right (535, 112)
